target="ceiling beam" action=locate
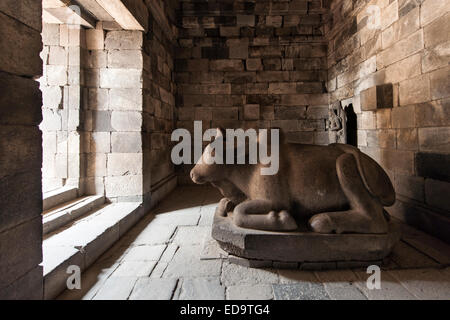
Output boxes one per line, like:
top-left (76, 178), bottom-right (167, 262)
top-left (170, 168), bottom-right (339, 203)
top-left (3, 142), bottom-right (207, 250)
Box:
top-left (43, 0), bottom-right (96, 28)
top-left (95, 0), bottom-right (147, 31)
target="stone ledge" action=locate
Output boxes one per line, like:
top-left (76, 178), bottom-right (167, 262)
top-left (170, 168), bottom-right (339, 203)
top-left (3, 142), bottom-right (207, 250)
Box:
top-left (212, 213), bottom-right (401, 269)
top-left (42, 202), bottom-right (144, 299)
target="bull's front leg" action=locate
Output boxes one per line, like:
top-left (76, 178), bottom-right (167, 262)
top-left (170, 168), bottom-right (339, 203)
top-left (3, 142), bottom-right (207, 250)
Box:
top-left (215, 198), bottom-right (236, 217)
top-left (233, 199), bottom-right (298, 231)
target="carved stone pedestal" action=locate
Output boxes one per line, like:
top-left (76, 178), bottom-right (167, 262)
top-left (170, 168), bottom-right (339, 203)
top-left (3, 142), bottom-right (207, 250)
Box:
top-left (212, 213), bottom-right (401, 270)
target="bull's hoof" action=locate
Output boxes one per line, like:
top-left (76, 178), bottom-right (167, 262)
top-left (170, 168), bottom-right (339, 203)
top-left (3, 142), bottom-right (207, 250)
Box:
top-left (309, 213), bottom-right (336, 234)
top-left (277, 210), bottom-right (298, 231)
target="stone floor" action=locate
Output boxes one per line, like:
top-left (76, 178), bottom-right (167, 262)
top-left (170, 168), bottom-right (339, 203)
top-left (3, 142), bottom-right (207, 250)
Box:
top-left (58, 186), bottom-right (450, 300)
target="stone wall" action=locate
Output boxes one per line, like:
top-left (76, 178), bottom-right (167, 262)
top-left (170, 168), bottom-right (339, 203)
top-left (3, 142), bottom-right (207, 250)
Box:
top-left (326, 0), bottom-right (450, 241)
top-left (175, 0), bottom-right (330, 183)
top-left (82, 24), bottom-right (145, 202)
top-left (40, 23), bottom-right (85, 193)
top-left (0, 0), bottom-right (43, 299)
top-left (143, 0), bottom-right (179, 208)
top-left (81, 0), bottom-right (178, 209)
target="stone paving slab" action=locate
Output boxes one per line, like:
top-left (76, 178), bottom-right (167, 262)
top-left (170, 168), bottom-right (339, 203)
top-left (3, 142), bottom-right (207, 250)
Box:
top-left (178, 278), bottom-right (225, 300)
top-left (389, 241), bottom-right (440, 268)
top-left (129, 278), bottom-right (178, 300)
top-left (163, 245), bottom-right (222, 278)
top-left (226, 285), bottom-right (274, 300)
top-left (201, 234), bottom-right (228, 260)
top-left (92, 276), bottom-right (138, 300)
top-left (112, 261), bottom-right (157, 277)
top-left (353, 270), bottom-right (416, 300)
top-left (315, 270), bottom-right (367, 300)
top-left (173, 226), bottom-right (210, 246)
top-left (272, 283), bottom-right (330, 300)
top-left (388, 268), bottom-right (450, 299)
top-left (221, 261), bottom-right (279, 286)
top-left (121, 245), bottom-right (166, 262)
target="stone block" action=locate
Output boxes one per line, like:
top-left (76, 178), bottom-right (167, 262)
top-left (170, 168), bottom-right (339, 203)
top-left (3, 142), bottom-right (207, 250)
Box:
top-left (213, 214), bottom-right (401, 265)
top-left (391, 105), bottom-right (415, 128)
top-left (210, 60), bottom-right (244, 72)
top-left (0, 12), bottom-right (42, 77)
top-left (424, 13), bottom-right (450, 48)
top-left (111, 111), bottom-right (142, 132)
top-left (377, 29), bottom-right (423, 68)
top-left (0, 217), bottom-right (42, 288)
top-left (46, 65), bottom-right (68, 86)
top-left (226, 284), bottom-right (273, 300)
top-left (163, 245), bottom-right (222, 278)
top-left (84, 51), bottom-right (107, 69)
top-left (48, 46), bottom-right (67, 66)
top-left (179, 278), bottom-right (225, 300)
top-left (244, 104), bottom-right (260, 120)
top-left (0, 73), bottom-right (42, 126)
top-left (85, 29), bottom-right (104, 50)
top-left (220, 26), bottom-right (240, 37)
top-left (416, 152), bottom-right (450, 182)
top-left (90, 132), bottom-right (110, 153)
top-left (420, 0), bottom-right (450, 27)
top-left (237, 15), bottom-right (255, 27)
top-left (108, 50), bottom-right (143, 69)
top-left (399, 74), bottom-right (431, 106)
top-left (100, 68), bottom-right (142, 89)
top-left (111, 132), bottom-right (142, 153)
top-left (104, 31), bottom-right (143, 50)
top-left (246, 59), bottom-right (263, 71)
top-left (105, 175), bottom-right (143, 197)
top-left (430, 67), bottom-right (450, 100)
top-left (385, 53), bottom-right (421, 83)
top-left (394, 173), bottom-right (424, 201)
top-left (273, 283), bottom-right (329, 300)
top-left (0, 265), bottom-right (43, 300)
top-left (416, 99), bottom-right (450, 127)
top-left (229, 45), bottom-right (248, 59)
top-left (396, 128), bottom-right (418, 150)
top-left (109, 88), bottom-right (143, 111)
top-left (42, 23), bottom-right (59, 46)
top-left (418, 127), bottom-right (450, 153)
top-left (422, 41), bottom-right (450, 73)
top-left (382, 7), bottom-right (419, 49)
top-left (360, 84), bottom-right (394, 111)
top-left (129, 278), bottom-right (177, 300)
top-left (107, 153), bottom-right (143, 176)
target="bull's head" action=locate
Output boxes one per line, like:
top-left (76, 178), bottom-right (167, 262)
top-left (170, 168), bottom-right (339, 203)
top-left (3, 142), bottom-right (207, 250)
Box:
top-left (190, 128), bottom-right (226, 184)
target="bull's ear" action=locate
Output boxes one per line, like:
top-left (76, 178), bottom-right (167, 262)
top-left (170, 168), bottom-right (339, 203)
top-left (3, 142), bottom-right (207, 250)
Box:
top-left (216, 127), bottom-right (226, 139)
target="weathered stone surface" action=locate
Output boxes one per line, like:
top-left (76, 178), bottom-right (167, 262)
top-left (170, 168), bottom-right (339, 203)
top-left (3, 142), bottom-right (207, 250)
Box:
top-left (0, 73), bottom-right (42, 126)
top-left (272, 283), bottom-right (330, 300)
top-left (163, 245), bottom-right (222, 278)
top-left (415, 152), bottom-right (450, 182)
top-left (354, 270), bottom-right (416, 300)
top-left (129, 278), bottom-right (177, 300)
top-left (105, 31), bottom-right (143, 50)
top-left (221, 261), bottom-right (278, 286)
top-left (0, 12), bottom-right (42, 77)
top-left (178, 278), bottom-right (225, 300)
top-left (212, 214), bottom-right (401, 265)
top-left (92, 276), bottom-right (138, 300)
top-left (315, 270), bottom-right (367, 300)
top-left (361, 84), bottom-right (393, 111)
top-left (0, 217), bottom-right (42, 288)
top-left (388, 268), bottom-right (450, 299)
top-left (226, 284), bottom-right (274, 300)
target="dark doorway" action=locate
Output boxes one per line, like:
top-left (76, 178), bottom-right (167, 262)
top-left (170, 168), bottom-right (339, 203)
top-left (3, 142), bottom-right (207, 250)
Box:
top-left (345, 104), bottom-right (357, 147)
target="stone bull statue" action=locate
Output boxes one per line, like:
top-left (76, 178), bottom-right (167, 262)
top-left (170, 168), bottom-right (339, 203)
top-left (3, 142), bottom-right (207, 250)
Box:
top-left (190, 128), bottom-right (395, 234)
